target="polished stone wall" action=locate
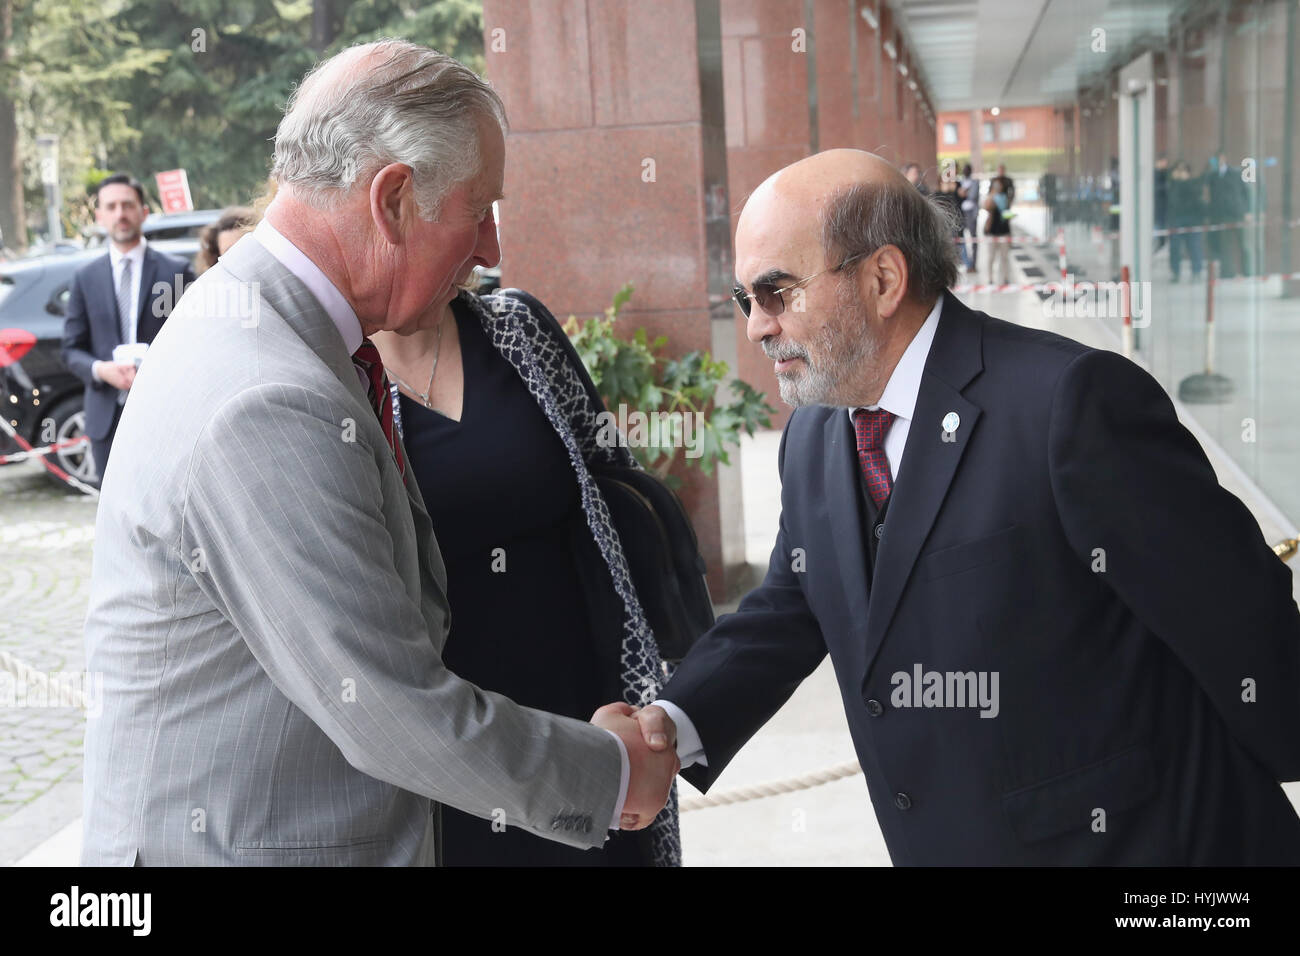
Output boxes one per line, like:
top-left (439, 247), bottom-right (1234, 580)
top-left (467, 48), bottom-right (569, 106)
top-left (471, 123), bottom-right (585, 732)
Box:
top-left (482, 0), bottom-right (939, 597)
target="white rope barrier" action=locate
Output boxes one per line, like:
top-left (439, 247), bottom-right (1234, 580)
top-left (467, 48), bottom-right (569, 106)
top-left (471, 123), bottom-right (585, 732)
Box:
top-left (679, 759), bottom-right (863, 811)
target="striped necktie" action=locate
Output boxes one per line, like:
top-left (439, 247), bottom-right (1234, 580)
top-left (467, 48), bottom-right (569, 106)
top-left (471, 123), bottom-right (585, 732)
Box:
top-left (351, 339), bottom-right (406, 478)
top-left (116, 258), bottom-right (134, 346)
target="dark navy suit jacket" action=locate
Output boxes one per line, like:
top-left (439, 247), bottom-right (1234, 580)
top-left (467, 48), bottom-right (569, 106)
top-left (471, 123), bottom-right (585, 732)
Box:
top-left (665, 290), bottom-right (1300, 865)
top-left (60, 245), bottom-right (195, 441)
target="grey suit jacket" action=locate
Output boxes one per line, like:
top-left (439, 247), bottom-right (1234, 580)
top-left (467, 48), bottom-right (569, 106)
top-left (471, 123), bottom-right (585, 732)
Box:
top-left (80, 235), bottom-right (623, 865)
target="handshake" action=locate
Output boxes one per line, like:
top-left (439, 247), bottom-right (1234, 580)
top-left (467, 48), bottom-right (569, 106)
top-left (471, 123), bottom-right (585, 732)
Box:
top-left (590, 702), bottom-right (680, 829)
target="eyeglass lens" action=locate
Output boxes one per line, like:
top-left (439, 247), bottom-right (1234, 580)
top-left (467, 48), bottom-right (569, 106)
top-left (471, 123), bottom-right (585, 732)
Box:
top-left (733, 282), bottom-right (784, 318)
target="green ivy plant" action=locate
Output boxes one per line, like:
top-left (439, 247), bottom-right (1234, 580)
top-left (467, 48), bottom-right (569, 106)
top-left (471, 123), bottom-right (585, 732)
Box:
top-left (563, 283), bottom-right (776, 482)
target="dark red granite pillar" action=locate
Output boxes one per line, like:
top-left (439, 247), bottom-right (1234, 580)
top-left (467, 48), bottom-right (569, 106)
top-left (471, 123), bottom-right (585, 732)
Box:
top-left (483, 0), bottom-right (748, 599)
top-left (720, 0), bottom-right (812, 432)
top-left (482, 1), bottom-right (938, 596)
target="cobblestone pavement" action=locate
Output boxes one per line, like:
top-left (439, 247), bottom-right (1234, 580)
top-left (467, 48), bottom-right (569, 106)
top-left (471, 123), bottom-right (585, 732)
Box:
top-left (0, 460), bottom-right (97, 826)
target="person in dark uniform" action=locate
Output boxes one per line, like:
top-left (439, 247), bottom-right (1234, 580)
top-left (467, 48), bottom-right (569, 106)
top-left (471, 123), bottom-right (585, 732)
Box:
top-left (1167, 159), bottom-right (1206, 282)
top-left (1206, 152), bottom-right (1252, 279)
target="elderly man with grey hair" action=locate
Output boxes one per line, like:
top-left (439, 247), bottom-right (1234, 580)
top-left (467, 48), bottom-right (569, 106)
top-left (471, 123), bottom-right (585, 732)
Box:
top-left (80, 39), bottom-right (677, 866)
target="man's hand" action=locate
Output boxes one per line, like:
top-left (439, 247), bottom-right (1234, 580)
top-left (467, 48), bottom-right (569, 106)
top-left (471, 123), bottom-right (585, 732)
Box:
top-left (633, 704), bottom-right (677, 753)
top-left (591, 702), bottom-right (679, 830)
top-left (97, 361), bottom-right (137, 391)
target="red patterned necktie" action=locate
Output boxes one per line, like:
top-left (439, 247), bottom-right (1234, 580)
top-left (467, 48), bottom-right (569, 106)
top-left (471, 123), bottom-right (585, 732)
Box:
top-left (853, 408), bottom-right (895, 508)
top-left (351, 338), bottom-right (406, 478)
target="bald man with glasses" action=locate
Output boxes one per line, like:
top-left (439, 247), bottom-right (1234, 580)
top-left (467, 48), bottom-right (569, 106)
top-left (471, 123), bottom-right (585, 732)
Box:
top-left (627, 149), bottom-right (1300, 866)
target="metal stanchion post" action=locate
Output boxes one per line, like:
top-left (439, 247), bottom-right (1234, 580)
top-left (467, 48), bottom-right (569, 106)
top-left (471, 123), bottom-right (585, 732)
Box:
top-left (1178, 259), bottom-right (1235, 402)
top-left (1120, 265), bottom-right (1133, 358)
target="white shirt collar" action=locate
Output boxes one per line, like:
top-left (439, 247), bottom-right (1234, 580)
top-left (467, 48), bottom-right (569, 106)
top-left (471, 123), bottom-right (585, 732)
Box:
top-left (849, 295), bottom-right (943, 423)
top-left (108, 236), bottom-right (146, 271)
top-left (253, 219), bottom-right (364, 356)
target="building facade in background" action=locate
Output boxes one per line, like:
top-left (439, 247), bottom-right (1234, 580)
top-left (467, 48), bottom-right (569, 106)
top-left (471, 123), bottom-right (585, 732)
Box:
top-left (1042, 0), bottom-right (1299, 530)
top-left (484, 0), bottom-right (940, 598)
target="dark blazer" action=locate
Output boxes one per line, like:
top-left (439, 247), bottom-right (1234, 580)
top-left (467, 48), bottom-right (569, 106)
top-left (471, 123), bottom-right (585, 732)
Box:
top-left (61, 245), bottom-right (195, 441)
top-left (664, 290), bottom-right (1300, 865)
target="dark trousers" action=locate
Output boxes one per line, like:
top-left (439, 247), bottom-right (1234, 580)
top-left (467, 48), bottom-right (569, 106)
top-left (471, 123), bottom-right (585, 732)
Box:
top-left (90, 402), bottom-right (124, 484)
top-left (1208, 224), bottom-right (1251, 278)
top-left (1169, 232), bottom-right (1204, 280)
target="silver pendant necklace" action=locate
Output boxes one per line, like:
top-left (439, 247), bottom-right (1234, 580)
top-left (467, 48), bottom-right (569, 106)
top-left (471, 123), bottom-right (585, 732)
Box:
top-left (387, 320), bottom-right (444, 409)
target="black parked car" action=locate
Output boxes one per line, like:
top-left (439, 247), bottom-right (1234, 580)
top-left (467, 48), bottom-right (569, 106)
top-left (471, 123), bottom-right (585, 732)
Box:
top-left (3, 211), bottom-right (489, 488)
top-left (1, 215), bottom-right (211, 488)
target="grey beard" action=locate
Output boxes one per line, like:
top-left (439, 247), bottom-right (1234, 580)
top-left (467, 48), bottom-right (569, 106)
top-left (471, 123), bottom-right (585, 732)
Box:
top-left (774, 299), bottom-right (879, 407)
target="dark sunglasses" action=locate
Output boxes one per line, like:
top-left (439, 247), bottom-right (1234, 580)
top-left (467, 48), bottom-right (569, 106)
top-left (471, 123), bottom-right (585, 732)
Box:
top-left (731, 252), bottom-right (867, 318)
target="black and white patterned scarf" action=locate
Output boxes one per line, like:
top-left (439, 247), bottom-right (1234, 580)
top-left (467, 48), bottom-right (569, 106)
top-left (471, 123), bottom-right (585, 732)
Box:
top-left (393, 289), bottom-right (682, 867)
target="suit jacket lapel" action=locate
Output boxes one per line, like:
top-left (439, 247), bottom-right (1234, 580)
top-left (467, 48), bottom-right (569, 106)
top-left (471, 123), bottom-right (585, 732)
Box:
top-left (135, 248), bottom-right (159, 335)
top-left (216, 235), bottom-right (448, 606)
top-left (221, 236), bottom-right (370, 407)
top-left (862, 292), bottom-right (985, 679)
top-left (99, 255), bottom-right (118, 344)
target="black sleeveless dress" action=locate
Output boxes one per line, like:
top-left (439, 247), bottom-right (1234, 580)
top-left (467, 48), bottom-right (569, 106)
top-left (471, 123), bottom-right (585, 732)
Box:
top-left (396, 297), bottom-right (648, 866)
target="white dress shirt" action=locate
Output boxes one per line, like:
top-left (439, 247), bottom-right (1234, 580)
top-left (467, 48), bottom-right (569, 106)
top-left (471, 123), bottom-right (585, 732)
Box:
top-left (91, 239), bottom-right (148, 384)
top-left (110, 237), bottom-right (146, 344)
top-left (253, 219), bottom-right (633, 829)
top-left (253, 220), bottom-right (364, 357)
top-left (657, 295), bottom-right (945, 769)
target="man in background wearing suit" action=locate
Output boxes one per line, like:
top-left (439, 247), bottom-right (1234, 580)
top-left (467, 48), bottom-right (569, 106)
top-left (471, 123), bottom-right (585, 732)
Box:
top-left (61, 173), bottom-right (195, 483)
top-left (81, 40), bottom-right (676, 866)
top-left (632, 149), bottom-right (1300, 864)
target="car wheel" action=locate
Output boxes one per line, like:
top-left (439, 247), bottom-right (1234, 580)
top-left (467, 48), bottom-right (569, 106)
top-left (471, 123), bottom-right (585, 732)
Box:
top-left (46, 397), bottom-right (98, 491)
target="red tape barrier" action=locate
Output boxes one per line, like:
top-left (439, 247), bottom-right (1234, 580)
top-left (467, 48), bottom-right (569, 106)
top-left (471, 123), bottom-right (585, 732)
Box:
top-left (0, 416), bottom-right (98, 495)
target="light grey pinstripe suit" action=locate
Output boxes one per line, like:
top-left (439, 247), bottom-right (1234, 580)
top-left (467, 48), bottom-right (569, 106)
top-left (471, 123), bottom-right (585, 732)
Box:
top-left (80, 236), bottom-right (622, 865)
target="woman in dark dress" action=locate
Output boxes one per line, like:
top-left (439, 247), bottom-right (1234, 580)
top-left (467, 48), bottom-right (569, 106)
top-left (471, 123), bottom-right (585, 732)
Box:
top-left (982, 179), bottom-right (1013, 285)
top-left (372, 287), bottom-right (680, 867)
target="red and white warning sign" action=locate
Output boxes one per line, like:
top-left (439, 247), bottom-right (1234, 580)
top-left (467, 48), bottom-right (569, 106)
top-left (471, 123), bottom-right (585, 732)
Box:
top-left (155, 169), bottom-right (193, 214)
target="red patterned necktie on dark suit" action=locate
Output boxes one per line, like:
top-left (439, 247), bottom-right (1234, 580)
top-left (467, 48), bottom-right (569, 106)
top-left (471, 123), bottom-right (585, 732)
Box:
top-left (853, 408), bottom-right (895, 507)
top-left (351, 338), bottom-right (406, 478)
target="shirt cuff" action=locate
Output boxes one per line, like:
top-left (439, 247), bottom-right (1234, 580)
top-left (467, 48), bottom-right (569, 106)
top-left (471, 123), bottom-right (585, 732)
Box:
top-left (652, 699), bottom-right (708, 769)
top-left (91, 360), bottom-right (103, 384)
top-left (601, 727), bottom-right (630, 830)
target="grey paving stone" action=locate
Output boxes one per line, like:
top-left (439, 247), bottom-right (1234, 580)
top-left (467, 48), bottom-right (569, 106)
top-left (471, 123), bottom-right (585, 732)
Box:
top-left (0, 462), bottom-right (96, 836)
